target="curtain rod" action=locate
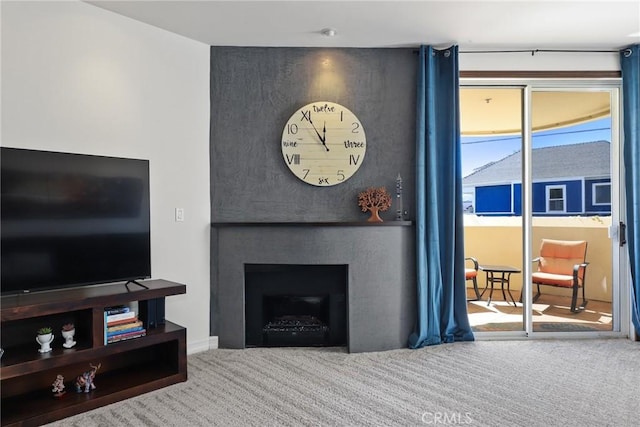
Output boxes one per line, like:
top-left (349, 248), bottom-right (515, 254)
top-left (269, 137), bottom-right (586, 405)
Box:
top-left (459, 48), bottom-right (628, 56)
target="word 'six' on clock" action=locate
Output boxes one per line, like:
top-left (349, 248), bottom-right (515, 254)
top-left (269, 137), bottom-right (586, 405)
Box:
top-left (281, 101), bottom-right (366, 186)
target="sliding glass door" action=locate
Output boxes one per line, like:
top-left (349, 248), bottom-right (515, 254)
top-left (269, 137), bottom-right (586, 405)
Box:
top-left (461, 87), bottom-right (524, 333)
top-left (529, 88), bottom-right (619, 334)
top-left (462, 81), bottom-right (627, 337)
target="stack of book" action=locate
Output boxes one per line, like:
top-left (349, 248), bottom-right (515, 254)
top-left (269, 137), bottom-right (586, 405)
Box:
top-left (104, 305), bottom-right (146, 344)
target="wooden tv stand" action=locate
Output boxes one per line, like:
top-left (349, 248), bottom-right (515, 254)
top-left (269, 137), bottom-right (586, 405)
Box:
top-left (0, 279), bottom-right (187, 426)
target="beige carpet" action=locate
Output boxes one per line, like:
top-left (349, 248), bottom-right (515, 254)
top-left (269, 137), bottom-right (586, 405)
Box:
top-left (47, 339), bottom-right (639, 426)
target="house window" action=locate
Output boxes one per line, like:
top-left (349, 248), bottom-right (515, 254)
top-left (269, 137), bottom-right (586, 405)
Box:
top-left (546, 185), bottom-right (566, 213)
top-left (593, 182), bottom-right (611, 205)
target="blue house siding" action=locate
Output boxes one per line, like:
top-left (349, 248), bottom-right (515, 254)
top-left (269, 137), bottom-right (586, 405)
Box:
top-left (472, 179), bottom-right (611, 217)
top-left (532, 180), bottom-right (582, 214)
top-left (514, 184), bottom-right (522, 216)
top-left (475, 185), bottom-right (512, 214)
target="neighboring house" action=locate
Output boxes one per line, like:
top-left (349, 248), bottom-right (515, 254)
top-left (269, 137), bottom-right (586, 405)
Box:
top-left (463, 141), bottom-right (611, 216)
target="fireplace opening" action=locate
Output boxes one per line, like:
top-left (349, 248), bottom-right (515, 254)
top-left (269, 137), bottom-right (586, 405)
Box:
top-left (245, 264), bottom-right (347, 348)
top-left (262, 295), bottom-right (329, 346)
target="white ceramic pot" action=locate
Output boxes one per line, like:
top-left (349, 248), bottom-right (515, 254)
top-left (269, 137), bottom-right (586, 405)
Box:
top-left (36, 333), bottom-right (54, 353)
top-left (61, 328), bottom-right (76, 348)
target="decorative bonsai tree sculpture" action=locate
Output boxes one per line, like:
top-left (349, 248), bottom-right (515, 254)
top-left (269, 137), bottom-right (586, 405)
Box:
top-left (358, 186), bottom-right (392, 222)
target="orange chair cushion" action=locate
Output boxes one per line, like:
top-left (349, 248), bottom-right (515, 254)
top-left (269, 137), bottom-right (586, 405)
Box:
top-left (537, 239), bottom-right (587, 279)
top-left (532, 271), bottom-right (582, 288)
top-left (465, 269), bottom-right (477, 279)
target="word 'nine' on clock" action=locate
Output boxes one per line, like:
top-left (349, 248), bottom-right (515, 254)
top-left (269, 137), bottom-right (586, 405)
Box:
top-left (344, 140), bottom-right (365, 148)
top-left (282, 140), bottom-right (298, 147)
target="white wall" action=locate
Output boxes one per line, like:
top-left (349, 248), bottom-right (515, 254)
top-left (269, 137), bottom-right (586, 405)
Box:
top-left (460, 50), bottom-right (621, 71)
top-left (1, 1), bottom-right (211, 353)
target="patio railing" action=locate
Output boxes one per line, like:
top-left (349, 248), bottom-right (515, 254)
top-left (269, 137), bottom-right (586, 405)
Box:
top-left (464, 215), bottom-right (612, 302)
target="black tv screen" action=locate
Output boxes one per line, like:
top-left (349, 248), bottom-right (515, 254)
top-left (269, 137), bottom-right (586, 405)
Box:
top-left (1, 147), bottom-right (151, 294)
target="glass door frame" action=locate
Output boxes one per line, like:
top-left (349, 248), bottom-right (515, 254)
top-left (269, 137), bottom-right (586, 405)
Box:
top-left (462, 78), bottom-right (630, 339)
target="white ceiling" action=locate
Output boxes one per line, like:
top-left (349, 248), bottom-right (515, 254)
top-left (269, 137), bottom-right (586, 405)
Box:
top-left (87, 1), bottom-right (640, 49)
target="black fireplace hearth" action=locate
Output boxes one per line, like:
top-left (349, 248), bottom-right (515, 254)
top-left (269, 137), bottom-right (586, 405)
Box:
top-left (245, 264), bottom-right (347, 347)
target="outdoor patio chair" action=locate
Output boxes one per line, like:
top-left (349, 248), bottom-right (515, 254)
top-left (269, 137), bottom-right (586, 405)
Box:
top-left (532, 239), bottom-right (589, 313)
top-left (465, 257), bottom-right (481, 301)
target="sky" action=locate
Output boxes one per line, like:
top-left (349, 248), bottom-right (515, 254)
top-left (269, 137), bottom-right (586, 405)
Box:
top-left (461, 117), bottom-right (612, 178)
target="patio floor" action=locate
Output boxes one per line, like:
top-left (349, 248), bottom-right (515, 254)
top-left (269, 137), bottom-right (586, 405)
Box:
top-left (466, 289), bottom-right (613, 332)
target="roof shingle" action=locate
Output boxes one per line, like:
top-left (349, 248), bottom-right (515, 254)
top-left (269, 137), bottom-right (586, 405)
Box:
top-left (463, 141), bottom-right (610, 185)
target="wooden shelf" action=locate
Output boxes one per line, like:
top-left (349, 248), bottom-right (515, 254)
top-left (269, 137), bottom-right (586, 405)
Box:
top-left (1, 280), bottom-right (187, 426)
top-left (211, 221), bottom-right (413, 227)
top-left (1, 279), bottom-right (185, 321)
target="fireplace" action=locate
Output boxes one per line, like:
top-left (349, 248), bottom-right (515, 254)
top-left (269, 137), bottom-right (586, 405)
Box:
top-left (213, 223), bottom-right (415, 352)
top-left (245, 264), bottom-right (347, 347)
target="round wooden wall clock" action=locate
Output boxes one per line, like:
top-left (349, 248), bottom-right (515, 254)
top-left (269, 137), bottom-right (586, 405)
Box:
top-left (281, 101), bottom-right (366, 186)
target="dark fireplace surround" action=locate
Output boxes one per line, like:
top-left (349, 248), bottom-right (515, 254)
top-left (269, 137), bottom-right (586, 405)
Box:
top-left (212, 223), bottom-right (415, 353)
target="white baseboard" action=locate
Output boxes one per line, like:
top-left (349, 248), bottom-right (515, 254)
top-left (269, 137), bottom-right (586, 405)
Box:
top-left (209, 335), bottom-right (219, 349)
top-left (187, 337), bottom-right (211, 355)
top-left (187, 336), bottom-right (219, 355)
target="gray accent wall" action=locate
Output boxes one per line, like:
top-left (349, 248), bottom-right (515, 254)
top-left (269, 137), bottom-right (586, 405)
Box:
top-left (210, 47), bottom-right (418, 350)
top-left (210, 47), bottom-right (417, 222)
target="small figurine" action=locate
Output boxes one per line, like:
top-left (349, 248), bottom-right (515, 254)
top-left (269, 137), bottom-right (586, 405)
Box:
top-left (395, 173), bottom-right (404, 221)
top-left (75, 362), bottom-right (101, 393)
top-left (52, 374), bottom-right (66, 397)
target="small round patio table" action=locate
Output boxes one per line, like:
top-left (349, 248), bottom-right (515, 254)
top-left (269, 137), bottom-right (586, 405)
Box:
top-left (479, 265), bottom-right (521, 307)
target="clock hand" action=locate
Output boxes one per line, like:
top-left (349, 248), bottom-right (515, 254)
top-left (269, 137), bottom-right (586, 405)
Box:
top-left (307, 117), bottom-right (330, 151)
top-left (319, 122), bottom-right (329, 151)
top-left (319, 121), bottom-right (329, 151)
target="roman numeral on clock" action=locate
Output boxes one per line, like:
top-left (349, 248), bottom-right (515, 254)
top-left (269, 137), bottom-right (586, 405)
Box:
top-left (349, 154), bottom-right (360, 165)
top-left (286, 154), bottom-right (300, 165)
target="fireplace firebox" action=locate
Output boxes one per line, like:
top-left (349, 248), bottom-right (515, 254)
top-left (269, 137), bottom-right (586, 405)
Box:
top-left (245, 264), bottom-right (347, 347)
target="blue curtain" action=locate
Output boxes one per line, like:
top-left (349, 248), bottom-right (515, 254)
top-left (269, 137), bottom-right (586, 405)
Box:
top-left (409, 45), bottom-right (474, 348)
top-left (621, 44), bottom-right (640, 338)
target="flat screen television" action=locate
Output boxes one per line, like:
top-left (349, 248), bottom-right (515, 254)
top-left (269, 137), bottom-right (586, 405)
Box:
top-left (1, 147), bottom-right (151, 295)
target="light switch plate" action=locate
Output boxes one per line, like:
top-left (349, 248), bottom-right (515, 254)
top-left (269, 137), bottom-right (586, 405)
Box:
top-left (175, 208), bottom-right (184, 222)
